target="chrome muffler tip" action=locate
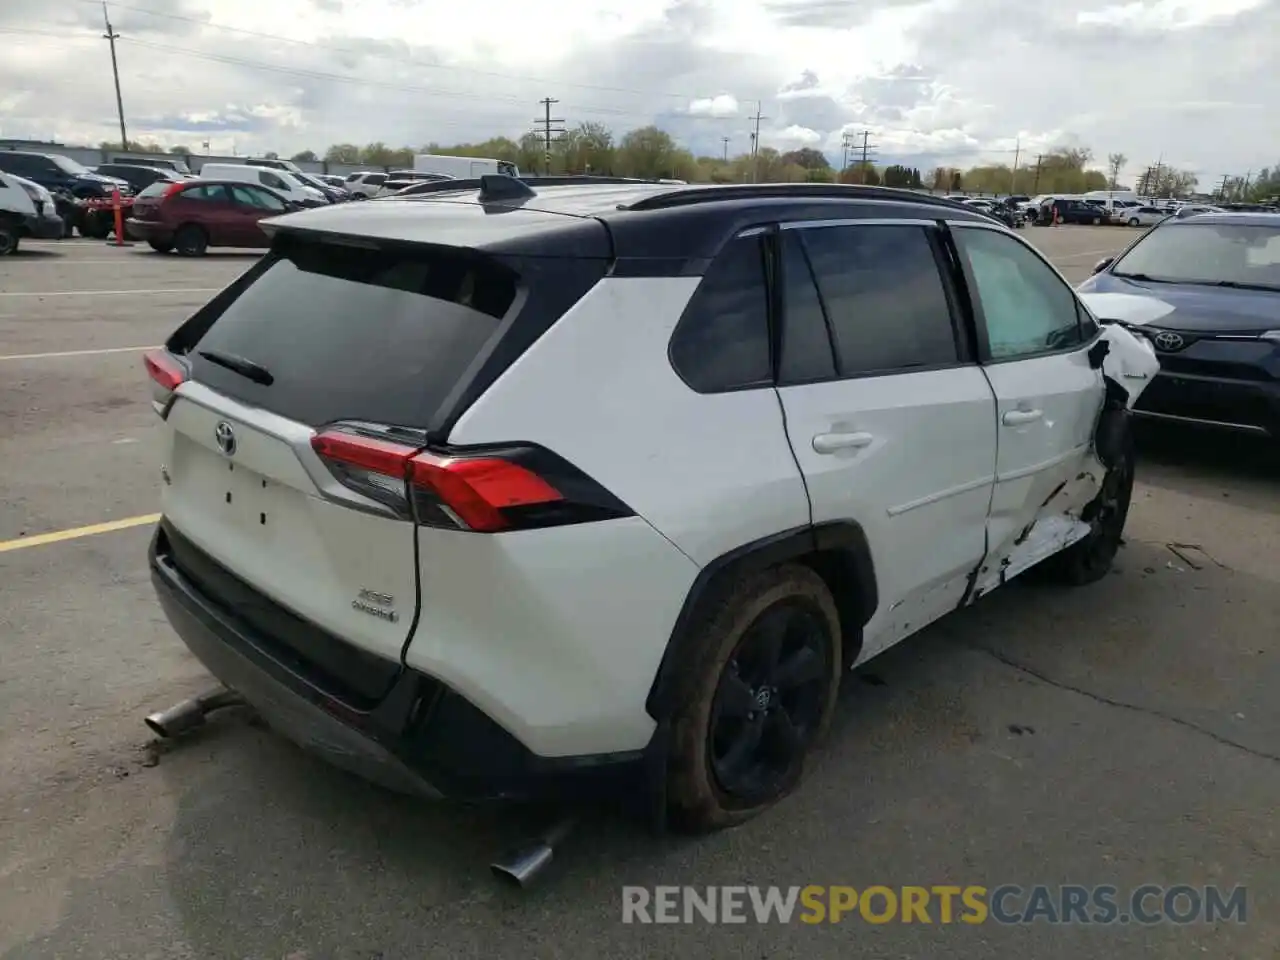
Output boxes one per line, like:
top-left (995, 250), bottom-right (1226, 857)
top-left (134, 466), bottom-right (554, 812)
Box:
top-left (144, 688), bottom-right (244, 739)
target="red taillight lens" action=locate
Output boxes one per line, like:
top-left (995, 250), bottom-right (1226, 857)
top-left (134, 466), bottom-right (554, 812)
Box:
top-left (163, 182), bottom-right (186, 198)
top-left (144, 350), bottom-right (187, 391)
top-left (408, 453), bottom-right (562, 532)
top-left (310, 429), bottom-right (563, 531)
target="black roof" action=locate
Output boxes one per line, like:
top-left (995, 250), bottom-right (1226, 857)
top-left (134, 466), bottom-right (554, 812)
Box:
top-left (266, 177), bottom-right (998, 268)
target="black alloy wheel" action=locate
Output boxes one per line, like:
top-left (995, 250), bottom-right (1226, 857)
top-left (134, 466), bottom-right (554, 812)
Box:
top-left (708, 600), bottom-right (833, 805)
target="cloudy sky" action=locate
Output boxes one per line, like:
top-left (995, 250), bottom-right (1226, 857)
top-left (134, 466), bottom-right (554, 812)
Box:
top-left (1, 0), bottom-right (1276, 184)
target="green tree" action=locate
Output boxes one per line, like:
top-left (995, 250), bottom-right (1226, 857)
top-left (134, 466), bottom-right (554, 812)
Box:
top-left (616, 125), bottom-right (679, 179)
top-left (290, 149), bottom-right (318, 162)
top-left (780, 147), bottom-right (830, 171)
top-left (168, 145), bottom-right (191, 155)
top-left (324, 143), bottom-right (361, 164)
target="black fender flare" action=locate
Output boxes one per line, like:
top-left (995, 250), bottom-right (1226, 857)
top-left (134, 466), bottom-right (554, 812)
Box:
top-left (645, 520), bottom-right (878, 721)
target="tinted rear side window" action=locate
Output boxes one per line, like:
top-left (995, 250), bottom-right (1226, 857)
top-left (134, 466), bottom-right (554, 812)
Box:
top-left (669, 235), bottom-right (771, 392)
top-left (136, 181), bottom-right (170, 199)
top-left (778, 231), bottom-right (836, 384)
top-left (173, 241), bottom-right (517, 428)
top-left (800, 224), bottom-right (958, 376)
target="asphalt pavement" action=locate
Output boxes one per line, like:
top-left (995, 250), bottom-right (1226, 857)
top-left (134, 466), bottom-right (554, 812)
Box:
top-left (1, 228), bottom-right (1277, 959)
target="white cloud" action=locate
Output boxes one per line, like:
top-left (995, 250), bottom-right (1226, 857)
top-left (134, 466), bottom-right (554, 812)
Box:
top-left (776, 124), bottom-right (822, 145)
top-left (0, 0), bottom-right (1275, 179)
top-left (1077, 0), bottom-right (1267, 30)
top-left (687, 94), bottom-right (740, 117)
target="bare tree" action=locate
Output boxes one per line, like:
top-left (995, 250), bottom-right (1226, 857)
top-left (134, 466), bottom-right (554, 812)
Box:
top-left (1107, 152), bottom-right (1127, 190)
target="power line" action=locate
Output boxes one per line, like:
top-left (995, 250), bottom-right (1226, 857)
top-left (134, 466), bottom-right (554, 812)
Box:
top-left (100, 2), bottom-right (127, 149)
top-left (56, 0), bottom-right (728, 105)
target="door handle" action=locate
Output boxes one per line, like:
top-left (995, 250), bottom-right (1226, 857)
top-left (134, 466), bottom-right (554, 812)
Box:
top-left (812, 432), bottom-right (874, 454)
top-left (1002, 408), bottom-right (1043, 426)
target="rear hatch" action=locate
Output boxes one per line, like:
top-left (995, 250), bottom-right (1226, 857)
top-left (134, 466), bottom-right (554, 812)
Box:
top-left (130, 180), bottom-right (172, 220)
top-left (149, 207), bottom-right (610, 701)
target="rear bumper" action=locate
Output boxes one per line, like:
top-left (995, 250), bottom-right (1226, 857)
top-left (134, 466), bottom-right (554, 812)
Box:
top-left (148, 520), bottom-right (655, 804)
top-left (125, 218), bottom-right (170, 243)
top-left (1134, 370), bottom-right (1280, 437)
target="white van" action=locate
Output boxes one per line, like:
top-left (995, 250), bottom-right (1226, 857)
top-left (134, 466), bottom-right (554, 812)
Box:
top-left (198, 163), bottom-right (327, 207)
top-left (412, 154), bottom-right (520, 178)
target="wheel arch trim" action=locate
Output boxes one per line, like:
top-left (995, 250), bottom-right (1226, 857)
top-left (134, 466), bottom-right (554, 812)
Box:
top-left (644, 520), bottom-right (878, 720)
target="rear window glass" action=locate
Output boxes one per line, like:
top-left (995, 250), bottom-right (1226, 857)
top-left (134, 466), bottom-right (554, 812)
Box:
top-left (136, 182), bottom-right (170, 198)
top-left (176, 241), bottom-right (518, 428)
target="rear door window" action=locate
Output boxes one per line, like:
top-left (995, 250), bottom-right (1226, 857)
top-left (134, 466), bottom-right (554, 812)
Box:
top-left (172, 240), bottom-right (519, 428)
top-left (799, 223), bottom-right (959, 376)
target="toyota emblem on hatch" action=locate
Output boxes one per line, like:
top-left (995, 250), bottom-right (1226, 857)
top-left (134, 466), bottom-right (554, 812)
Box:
top-left (214, 421), bottom-right (237, 457)
top-left (1152, 331), bottom-right (1185, 352)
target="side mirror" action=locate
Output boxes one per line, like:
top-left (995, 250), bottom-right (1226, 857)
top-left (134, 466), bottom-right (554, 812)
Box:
top-left (1092, 257), bottom-right (1113, 275)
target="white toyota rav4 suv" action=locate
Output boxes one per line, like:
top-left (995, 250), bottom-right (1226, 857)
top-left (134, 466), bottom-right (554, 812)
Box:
top-left (144, 177), bottom-right (1158, 832)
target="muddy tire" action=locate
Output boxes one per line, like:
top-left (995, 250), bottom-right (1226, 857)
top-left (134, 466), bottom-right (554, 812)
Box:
top-left (666, 563), bottom-right (842, 833)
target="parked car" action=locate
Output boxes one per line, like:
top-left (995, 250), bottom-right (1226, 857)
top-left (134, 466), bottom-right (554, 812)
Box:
top-left (198, 163), bottom-right (327, 208)
top-left (108, 154), bottom-right (193, 176)
top-left (243, 158), bottom-right (348, 203)
top-left (0, 171), bottom-right (64, 254)
top-left (1045, 198), bottom-right (1107, 225)
top-left (964, 197), bottom-right (1023, 229)
top-left (142, 179), bottom-right (1157, 832)
top-left (0, 150), bottom-right (131, 199)
top-left (343, 171), bottom-right (388, 198)
top-left (1079, 211), bottom-right (1280, 439)
top-left (126, 179), bottom-right (297, 255)
top-left (316, 174), bottom-right (349, 190)
top-left (94, 163), bottom-right (184, 193)
top-left (1118, 205), bottom-right (1170, 228)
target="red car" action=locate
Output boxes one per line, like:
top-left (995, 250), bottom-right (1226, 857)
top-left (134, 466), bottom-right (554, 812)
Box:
top-left (126, 179), bottom-right (297, 255)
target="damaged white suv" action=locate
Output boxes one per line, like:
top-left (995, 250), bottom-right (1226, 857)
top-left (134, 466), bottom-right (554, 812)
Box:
top-left (144, 178), bottom-right (1158, 832)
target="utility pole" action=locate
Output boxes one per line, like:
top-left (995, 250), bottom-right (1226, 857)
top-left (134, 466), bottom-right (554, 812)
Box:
top-left (748, 102), bottom-right (767, 182)
top-left (855, 130), bottom-right (877, 183)
top-left (721, 136), bottom-right (729, 161)
top-left (1217, 173), bottom-right (1230, 202)
top-left (1010, 137), bottom-right (1020, 194)
top-left (841, 131), bottom-right (854, 174)
top-left (533, 98), bottom-right (565, 176)
top-left (102, 3), bottom-right (128, 149)
top-left (1032, 154), bottom-right (1043, 192)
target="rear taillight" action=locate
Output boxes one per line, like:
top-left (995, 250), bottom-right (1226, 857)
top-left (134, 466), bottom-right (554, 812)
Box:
top-left (163, 182), bottom-right (186, 198)
top-left (144, 349), bottom-right (188, 416)
top-left (310, 426), bottom-right (630, 531)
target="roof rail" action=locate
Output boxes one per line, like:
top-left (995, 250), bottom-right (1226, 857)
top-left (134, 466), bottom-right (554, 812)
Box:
top-left (622, 182), bottom-right (978, 213)
top-left (387, 173), bottom-right (693, 199)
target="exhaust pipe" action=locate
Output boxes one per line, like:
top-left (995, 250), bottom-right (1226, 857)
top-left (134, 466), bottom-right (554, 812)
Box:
top-left (490, 817), bottom-right (576, 888)
top-left (145, 688), bottom-right (245, 739)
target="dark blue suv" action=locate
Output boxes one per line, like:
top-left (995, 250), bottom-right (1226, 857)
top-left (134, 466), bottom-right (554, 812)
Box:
top-left (0, 150), bottom-right (131, 199)
top-left (1078, 211), bottom-right (1280, 439)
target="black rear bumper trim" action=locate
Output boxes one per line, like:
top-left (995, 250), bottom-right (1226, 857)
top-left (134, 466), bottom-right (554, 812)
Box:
top-left (149, 522), bottom-right (653, 804)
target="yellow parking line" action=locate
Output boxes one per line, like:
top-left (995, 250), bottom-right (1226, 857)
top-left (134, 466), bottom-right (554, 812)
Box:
top-left (0, 513), bottom-right (160, 554)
